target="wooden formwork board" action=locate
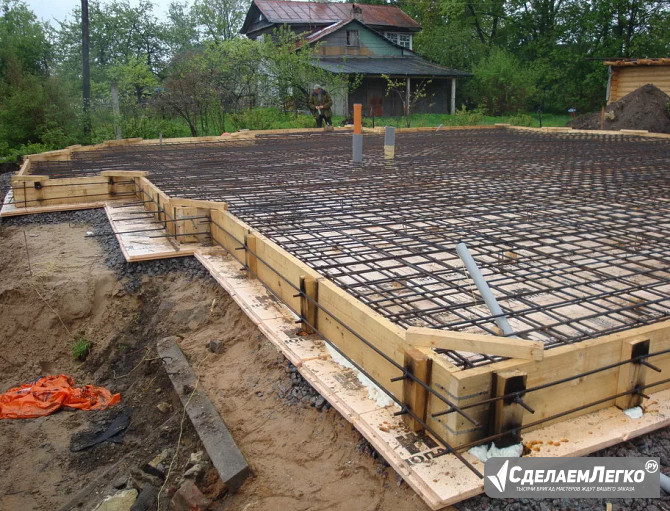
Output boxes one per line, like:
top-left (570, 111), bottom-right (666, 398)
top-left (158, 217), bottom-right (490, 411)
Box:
top-left (104, 204), bottom-right (203, 262)
top-left (0, 189), bottom-right (107, 217)
top-left (193, 247), bottom-right (670, 509)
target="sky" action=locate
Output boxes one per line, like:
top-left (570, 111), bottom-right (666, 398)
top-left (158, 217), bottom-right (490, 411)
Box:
top-left (25, 0), bottom-right (176, 24)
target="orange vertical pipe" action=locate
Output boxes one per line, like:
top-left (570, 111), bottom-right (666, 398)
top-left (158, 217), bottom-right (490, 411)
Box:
top-left (354, 104), bottom-right (362, 135)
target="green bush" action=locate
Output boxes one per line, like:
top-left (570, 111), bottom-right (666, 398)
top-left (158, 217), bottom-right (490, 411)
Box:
top-left (449, 105), bottom-right (484, 126)
top-left (470, 48), bottom-right (537, 115)
top-left (230, 108), bottom-right (315, 131)
top-left (508, 113), bottom-right (534, 126)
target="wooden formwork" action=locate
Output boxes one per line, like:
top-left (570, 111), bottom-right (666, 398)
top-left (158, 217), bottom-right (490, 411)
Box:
top-left (5, 128), bottom-right (670, 508)
top-left (127, 173), bottom-right (670, 450)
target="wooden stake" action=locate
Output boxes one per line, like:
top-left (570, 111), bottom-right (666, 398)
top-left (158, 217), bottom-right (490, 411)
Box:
top-left (245, 233), bottom-right (257, 279)
top-left (615, 338), bottom-right (649, 410)
top-left (299, 275), bottom-right (318, 333)
top-left (491, 370), bottom-right (527, 447)
top-left (402, 348), bottom-right (432, 432)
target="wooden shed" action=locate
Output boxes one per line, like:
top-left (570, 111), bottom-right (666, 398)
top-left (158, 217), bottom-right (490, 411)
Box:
top-left (605, 58), bottom-right (670, 103)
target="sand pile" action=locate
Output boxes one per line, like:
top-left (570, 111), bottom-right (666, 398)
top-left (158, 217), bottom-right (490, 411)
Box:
top-left (569, 84), bottom-right (670, 133)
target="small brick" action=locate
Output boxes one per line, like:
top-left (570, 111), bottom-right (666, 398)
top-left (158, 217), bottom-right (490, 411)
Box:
top-left (170, 480), bottom-right (211, 511)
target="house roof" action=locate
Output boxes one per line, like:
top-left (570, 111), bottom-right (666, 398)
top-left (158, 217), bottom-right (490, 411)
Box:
top-left (247, 0), bottom-right (421, 31)
top-left (314, 56), bottom-right (472, 77)
top-left (604, 58), bottom-right (670, 67)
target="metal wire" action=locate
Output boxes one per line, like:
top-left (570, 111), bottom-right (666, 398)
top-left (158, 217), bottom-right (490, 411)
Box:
top-left (30, 129), bottom-right (670, 368)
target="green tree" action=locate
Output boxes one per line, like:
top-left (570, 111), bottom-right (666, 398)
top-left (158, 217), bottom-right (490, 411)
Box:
top-left (0, 0), bottom-right (78, 158)
top-left (470, 47), bottom-right (537, 114)
top-left (193, 0), bottom-right (248, 43)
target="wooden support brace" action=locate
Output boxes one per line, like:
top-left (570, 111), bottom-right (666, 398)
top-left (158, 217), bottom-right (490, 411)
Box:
top-left (615, 338), bottom-right (650, 410)
top-left (406, 326), bottom-right (544, 361)
top-left (491, 369), bottom-right (527, 447)
top-left (299, 275), bottom-right (318, 334)
top-left (402, 348), bottom-right (432, 432)
top-left (245, 233), bottom-right (257, 279)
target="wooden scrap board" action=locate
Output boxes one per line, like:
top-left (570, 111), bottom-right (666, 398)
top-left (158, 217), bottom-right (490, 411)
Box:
top-left (194, 247), bottom-right (670, 509)
top-left (105, 203), bottom-right (203, 262)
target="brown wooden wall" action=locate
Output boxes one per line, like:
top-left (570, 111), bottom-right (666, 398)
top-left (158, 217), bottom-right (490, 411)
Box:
top-left (609, 65), bottom-right (670, 103)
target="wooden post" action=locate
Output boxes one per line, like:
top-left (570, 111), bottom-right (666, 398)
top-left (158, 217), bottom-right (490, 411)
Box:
top-left (245, 233), bottom-right (258, 279)
top-left (402, 348), bottom-right (432, 432)
top-left (615, 338), bottom-right (649, 410)
top-left (600, 106), bottom-right (605, 129)
top-left (451, 77), bottom-right (456, 114)
top-left (491, 370), bottom-right (527, 447)
top-left (299, 275), bottom-right (318, 334)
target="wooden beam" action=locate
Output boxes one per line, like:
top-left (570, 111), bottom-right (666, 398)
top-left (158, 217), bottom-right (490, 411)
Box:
top-left (615, 338), bottom-right (649, 410)
top-left (402, 348), bottom-right (432, 432)
top-left (100, 170), bottom-right (148, 178)
top-left (406, 326), bottom-right (544, 361)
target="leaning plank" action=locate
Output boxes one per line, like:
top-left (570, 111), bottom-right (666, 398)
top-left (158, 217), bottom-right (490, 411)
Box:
top-left (406, 327), bottom-right (544, 361)
top-left (157, 337), bottom-right (252, 491)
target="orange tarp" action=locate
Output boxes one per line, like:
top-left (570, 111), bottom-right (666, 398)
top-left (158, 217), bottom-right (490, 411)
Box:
top-left (0, 375), bottom-right (120, 419)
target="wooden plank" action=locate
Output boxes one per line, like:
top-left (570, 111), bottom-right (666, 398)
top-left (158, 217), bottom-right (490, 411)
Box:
top-left (316, 278), bottom-right (406, 400)
top-left (105, 204), bottom-right (200, 262)
top-left (17, 158), bottom-right (31, 176)
top-left (170, 197), bottom-right (228, 210)
top-left (100, 170), bottom-right (149, 178)
top-left (157, 338), bottom-right (252, 490)
top-left (615, 338), bottom-right (649, 410)
top-left (252, 233), bottom-right (321, 314)
top-left (402, 348), bottom-right (432, 432)
top-left (406, 326), bottom-right (544, 361)
top-left (210, 210), bottom-right (248, 263)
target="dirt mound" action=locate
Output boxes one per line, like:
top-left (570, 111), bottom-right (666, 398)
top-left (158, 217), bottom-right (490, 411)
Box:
top-left (569, 84), bottom-right (670, 133)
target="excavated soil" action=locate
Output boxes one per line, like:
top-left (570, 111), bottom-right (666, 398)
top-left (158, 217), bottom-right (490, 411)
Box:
top-left (569, 84), bottom-right (670, 133)
top-left (0, 211), bottom-right (424, 511)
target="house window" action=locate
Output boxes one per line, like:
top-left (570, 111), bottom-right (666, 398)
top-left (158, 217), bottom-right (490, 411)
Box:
top-left (384, 32), bottom-right (412, 49)
top-left (346, 30), bottom-right (360, 47)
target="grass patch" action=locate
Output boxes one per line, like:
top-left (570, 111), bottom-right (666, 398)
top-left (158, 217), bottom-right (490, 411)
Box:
top-left (72, 336), bottom-right (91, 361)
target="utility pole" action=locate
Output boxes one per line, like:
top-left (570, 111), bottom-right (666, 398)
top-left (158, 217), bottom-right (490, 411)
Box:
top-left (81, 0), bottom-right (91, 140)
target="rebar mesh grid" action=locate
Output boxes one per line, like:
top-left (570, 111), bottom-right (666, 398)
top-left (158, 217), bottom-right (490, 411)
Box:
top-left (32, 129), bottom-right (670, 366)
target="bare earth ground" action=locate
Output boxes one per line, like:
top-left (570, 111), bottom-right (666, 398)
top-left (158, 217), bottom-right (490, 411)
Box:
top-left (0, 212), bottom-right (424, 511)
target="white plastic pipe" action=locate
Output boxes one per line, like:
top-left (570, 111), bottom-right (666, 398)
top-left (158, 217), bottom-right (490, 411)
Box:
top-left (661, 472), bottom-right (670, 493)
top-left (456, 242), bottom-right (515, 337)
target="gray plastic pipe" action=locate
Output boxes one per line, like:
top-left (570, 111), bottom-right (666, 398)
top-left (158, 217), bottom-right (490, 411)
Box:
top-left (456, 242), bottom-right (515, 337)
top-left (661, 473), bottom-right (670, 493)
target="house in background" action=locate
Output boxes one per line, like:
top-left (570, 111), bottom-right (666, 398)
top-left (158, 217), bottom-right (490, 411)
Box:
top-left (240, 0), bottom-right (470, 117)
top-left (605, 58), bottom-right (670, 103)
